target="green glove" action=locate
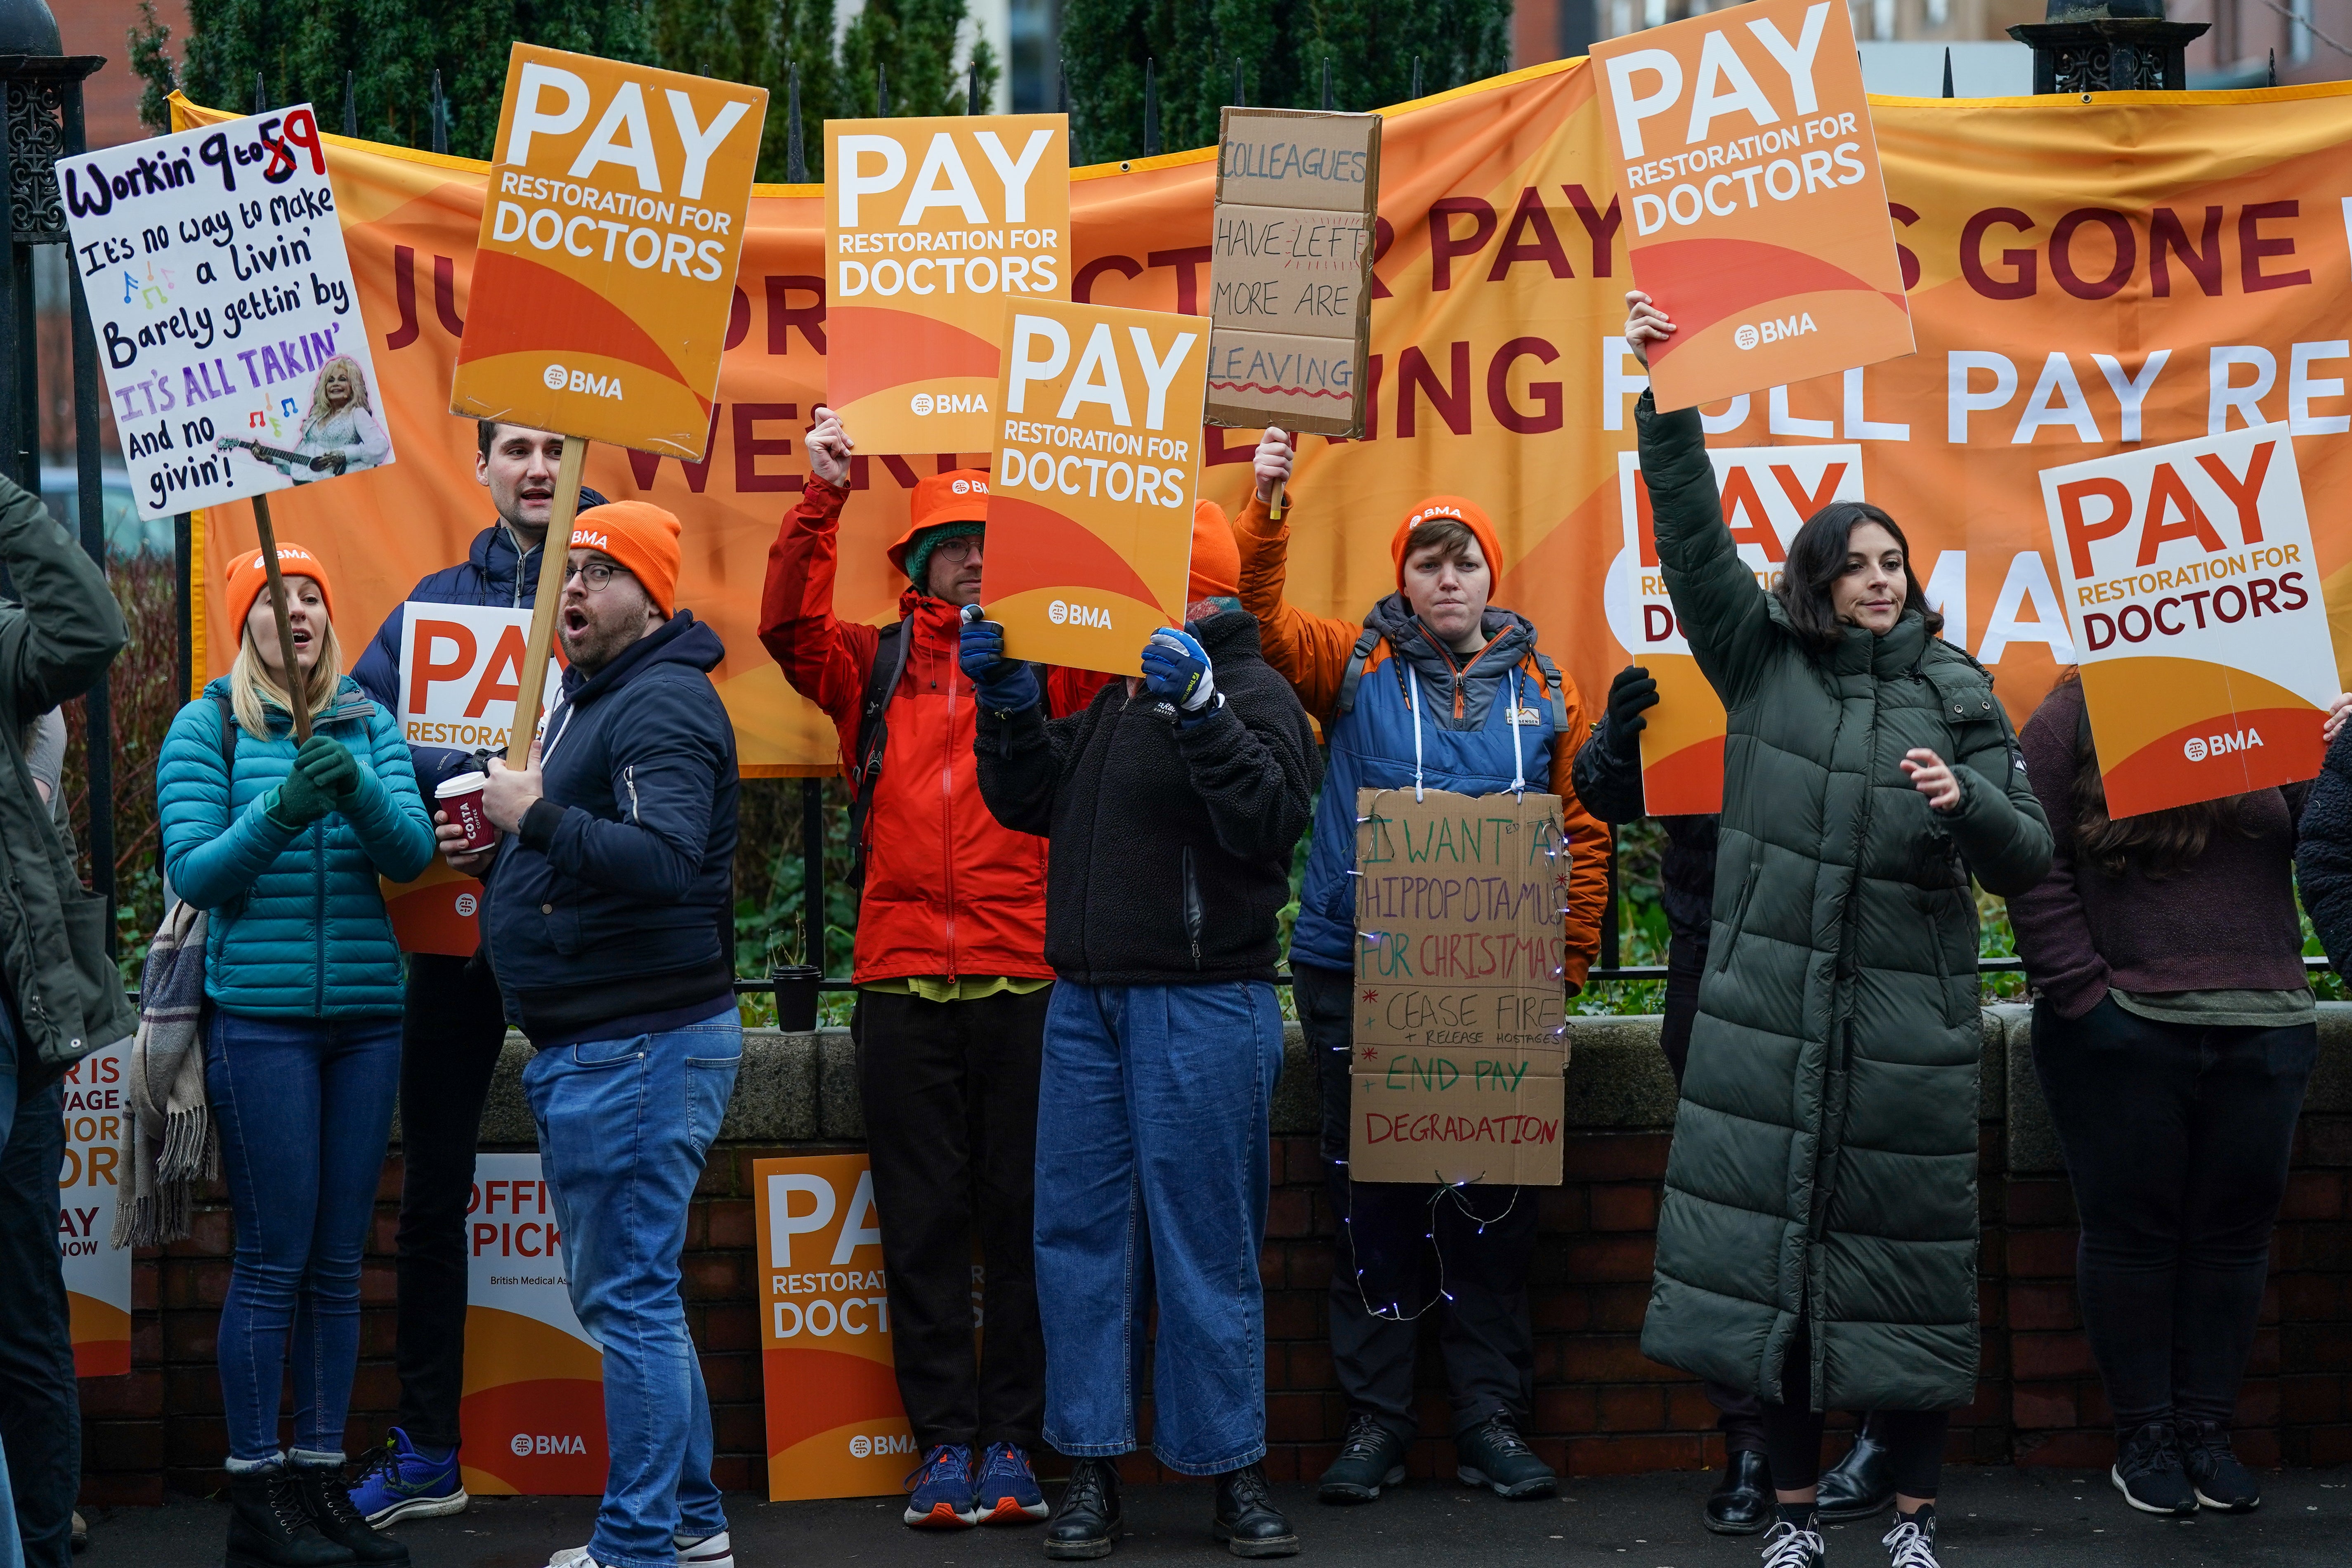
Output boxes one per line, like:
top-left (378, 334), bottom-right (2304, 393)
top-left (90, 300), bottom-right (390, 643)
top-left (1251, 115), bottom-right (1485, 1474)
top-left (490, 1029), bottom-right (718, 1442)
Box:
top-left (295, 734), bottom-right (361, 805)
top-left (268, 762), bottom-right (337, 829)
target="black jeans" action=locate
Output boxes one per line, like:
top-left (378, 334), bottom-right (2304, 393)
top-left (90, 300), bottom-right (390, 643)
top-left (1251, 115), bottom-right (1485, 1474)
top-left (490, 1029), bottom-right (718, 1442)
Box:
top-left (2032, 995), bottom-right (2313, 1432)
top-left (392, 952), bottom-right (512, 1449)
top-left (1299, 963), bottom-right (1539, 1445)
top-left (853, 986), bottom-right (1048, 1450)
top-left (1762, 1317), bottom-right (1947, 1497)
top-left (0, 1078), bottom-right (76, 1568)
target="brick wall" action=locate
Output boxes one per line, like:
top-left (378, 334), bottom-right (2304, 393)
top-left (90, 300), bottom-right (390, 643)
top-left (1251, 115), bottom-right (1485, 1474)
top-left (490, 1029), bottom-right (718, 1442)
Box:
top-left (77, 1009), bottom-right (2352, 1502)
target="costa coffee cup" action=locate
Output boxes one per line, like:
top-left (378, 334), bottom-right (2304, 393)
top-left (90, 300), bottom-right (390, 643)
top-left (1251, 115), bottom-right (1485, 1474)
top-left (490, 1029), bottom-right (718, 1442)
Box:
top-left (436, 772), bottom-right (496, 852)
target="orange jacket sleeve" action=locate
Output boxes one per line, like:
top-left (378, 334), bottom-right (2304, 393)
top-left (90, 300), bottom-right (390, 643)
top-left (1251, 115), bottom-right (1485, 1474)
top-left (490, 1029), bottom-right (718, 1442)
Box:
top-left (1551, 674), bottom-right (1610, 990)
top-left (1232, 489), bottom-right (1361, 722)
top-left (756, 475), bottom-right (867, 770)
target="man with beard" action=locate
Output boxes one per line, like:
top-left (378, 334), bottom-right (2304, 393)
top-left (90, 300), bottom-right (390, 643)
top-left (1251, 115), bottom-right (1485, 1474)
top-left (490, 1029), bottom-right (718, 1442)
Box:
top-left (437, 502), bottom-right (741, 1568)
top-left (347, 423), bottom-right (609, 1525)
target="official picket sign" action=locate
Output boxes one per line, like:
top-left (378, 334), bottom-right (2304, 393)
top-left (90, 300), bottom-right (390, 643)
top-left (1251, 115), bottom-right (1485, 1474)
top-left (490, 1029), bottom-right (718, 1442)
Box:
top-left (396, 602), bottom-right (562, 753)
top-left (59, 1042), bottom-right (132, 1378)
top-left (1609, 442), bottom-right (1866, 813)
top-left (61, 105), bottom-right (396, 517)
top-left (1351, 787), bottom-right (1570, 1187)
top-left (984, 297), bottom-right (1208, 676)
top-left (449, 44), bottom-right (765, 457)
top-left (1591, 0), bottom-right (1912, 409)
top-left (458, 1153), bottom-right (607, 1497)
top-left (2038, 424), bottom-right (2338, 816)
top-left (825, 113), bottom-right (1071, 453)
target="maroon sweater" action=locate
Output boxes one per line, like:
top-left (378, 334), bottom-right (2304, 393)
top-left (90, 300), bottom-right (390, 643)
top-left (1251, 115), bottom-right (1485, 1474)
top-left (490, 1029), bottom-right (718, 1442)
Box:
top-left (2009, 678), bottom-right (2308, 1019)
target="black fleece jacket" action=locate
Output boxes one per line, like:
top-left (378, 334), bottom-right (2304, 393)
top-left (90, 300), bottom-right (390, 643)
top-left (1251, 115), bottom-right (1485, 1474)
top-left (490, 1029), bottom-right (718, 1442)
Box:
top-left (973, 609), bottom-right (1321, 986)
top-left (1568, 706), bottom-right (1717, 977)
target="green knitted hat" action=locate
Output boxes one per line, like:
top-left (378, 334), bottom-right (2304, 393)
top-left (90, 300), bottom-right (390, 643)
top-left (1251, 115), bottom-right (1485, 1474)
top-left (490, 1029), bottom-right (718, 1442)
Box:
top-left (905, 520), bottom-right (984, 588)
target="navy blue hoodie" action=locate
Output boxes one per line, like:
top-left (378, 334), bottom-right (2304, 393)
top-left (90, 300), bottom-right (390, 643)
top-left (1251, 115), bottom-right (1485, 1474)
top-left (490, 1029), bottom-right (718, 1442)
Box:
top-left (483, 611), bottom-right (739, 1046)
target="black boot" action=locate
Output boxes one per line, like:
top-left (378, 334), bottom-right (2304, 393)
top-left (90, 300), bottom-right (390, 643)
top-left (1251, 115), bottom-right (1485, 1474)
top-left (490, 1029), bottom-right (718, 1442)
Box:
top-left (1704, 1450), bottom-right (1773, 1535)
top-left (1044, 1459), bottom-right (1123, 1561)
top-left (1318, 1414), bottom-right (1408, 1504)
top-left (224, 1468), bottom-right (357, 1568)
top-left (1817, 1421), bottom-right (1896, 1523)
top-left (1212, 1463), bottom-right (1300, 1558)
top-left (293, 1465), bottom-right (412, 1565)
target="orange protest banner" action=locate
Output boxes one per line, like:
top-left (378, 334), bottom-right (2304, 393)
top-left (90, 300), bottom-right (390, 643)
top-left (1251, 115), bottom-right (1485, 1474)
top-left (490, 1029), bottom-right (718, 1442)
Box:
top-left (826, 115), bottom-right (1071, 453)
top-left (985, 296), bottom-right (1207, 676)
top-left (1591, 0), bottom-right (1912, 411)
top-left (450, 44), bottom-right (765, 458)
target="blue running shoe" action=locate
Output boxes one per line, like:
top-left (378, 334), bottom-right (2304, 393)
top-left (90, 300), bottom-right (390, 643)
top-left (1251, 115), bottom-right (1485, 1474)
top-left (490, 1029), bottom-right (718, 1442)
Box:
top-left (347, 1428), bottom-right (468, 1525)
top-left (904, 1444), bottom-right (979, 1528)
top-left (976, 1442), bottom-right (1049, 1524)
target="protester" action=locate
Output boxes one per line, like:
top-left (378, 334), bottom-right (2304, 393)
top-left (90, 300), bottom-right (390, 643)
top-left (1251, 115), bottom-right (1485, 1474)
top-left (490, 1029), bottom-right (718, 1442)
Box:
top-left (345, 423), bottom-right (607, 1526)
top-left (1624, 292), bottom-right (2053, 1568)
top-left (1230, 432), bottom-right (1603, 1505)
top-left (965, 524), bottom-right (1322, 1560)
top-left (442, 502), bottom-right (741, 1568)
top-left (0, 473), bottom-right (134, 1568)
top-left (1573, 669), bottom-right (1898, 1535)
top-left (758, 408), bottom-right (1103, 1529)
top-left (2015, 673), bottom-right (2347, 1517)
top-left (157, 543), bottom-right (434, 1568)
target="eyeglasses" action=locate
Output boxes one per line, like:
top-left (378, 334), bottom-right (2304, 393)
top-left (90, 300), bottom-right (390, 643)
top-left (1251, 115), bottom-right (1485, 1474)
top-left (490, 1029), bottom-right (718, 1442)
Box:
top-left (562, 559), bottom-right (630, 591)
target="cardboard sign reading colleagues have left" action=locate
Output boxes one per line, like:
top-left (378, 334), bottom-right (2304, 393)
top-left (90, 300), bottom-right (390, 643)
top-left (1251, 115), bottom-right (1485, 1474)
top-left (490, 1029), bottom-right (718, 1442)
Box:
top-left (1590, 0), bottom-right (1912, 411)
top-left (60, 106), bottom-right (398, 520)
top-left (985, 297), bottom-right (1207, 677)
top-left (2038, 424), bottom-right (2337, 817)
top-left (1350, 787), bottom-right (1570, 1187)
top-left (459, 1154), bottom-right (607, 1496)
top-left (827, 114), bottom-right (1072, 454)
top-left (450, 45), bottom-right (764, 457)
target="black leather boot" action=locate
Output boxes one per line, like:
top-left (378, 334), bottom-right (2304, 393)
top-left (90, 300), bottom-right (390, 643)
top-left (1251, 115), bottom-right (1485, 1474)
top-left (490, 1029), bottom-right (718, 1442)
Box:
top-left (1817, 1421), bottom-right (1897, 1523)
top-left (1044, 1459), bottom-right (1123, 1560)
top-left (224, 1468), bottom-right (357, 1568)
top-left (1703, 1450), bottom-right (1772, 1535)
top-left (293, 1465), bottom-right (412, 1565)
top-left (1213, 1462), bottom-right (1300, 1558)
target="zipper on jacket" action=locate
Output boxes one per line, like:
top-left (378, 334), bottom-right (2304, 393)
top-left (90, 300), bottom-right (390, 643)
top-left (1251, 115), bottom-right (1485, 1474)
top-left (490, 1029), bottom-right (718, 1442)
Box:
top-left (942, 642), bottom-right (959, 981)
top-left (1182, 845), bottom-right (1203, 968)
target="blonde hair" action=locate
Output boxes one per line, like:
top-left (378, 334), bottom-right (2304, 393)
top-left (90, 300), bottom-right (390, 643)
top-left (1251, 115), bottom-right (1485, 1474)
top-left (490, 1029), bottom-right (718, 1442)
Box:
top-left (230, 612), bottom-right (343, 739)
top-left (301, 354), bottom-right (373, 435)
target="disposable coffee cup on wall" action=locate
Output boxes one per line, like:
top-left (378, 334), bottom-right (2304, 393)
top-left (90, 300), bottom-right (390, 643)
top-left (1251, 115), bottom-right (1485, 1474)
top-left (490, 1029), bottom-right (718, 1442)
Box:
top-left (437, 772), bottom-right (497, 851)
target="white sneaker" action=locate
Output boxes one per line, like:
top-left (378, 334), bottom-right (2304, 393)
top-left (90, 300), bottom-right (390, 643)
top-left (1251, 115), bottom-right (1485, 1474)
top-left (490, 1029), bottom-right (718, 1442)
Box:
top-left (545, 1549), bottom-right (616, 1568)
top-left (676, 1530), bottom-right (734, 1567)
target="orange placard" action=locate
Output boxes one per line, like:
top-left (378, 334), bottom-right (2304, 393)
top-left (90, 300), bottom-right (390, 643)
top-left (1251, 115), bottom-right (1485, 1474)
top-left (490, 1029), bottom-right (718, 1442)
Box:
top-left (985, 297), bottom-right (1207, 676)
top-left (458, 1154), bottom-right (607, 1496)
top-left (1591, 0), bottom-right (1912, 411)
top-left (826, 115), bottom-right (1071, 453)
top-left (449, 45), bottom-right (765, 457)
top-left (60, 1044), bottom-right (131, 1378)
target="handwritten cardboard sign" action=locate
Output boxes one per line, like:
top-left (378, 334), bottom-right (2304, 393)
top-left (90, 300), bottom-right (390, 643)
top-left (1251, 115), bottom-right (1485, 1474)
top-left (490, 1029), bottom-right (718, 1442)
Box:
top-left (2038, 424), bottom-right (2335, 817)
top-left (1591, 0), bottom-right (1912, 410)
top-left (1350, 786), bottom-right (1569, 1187)
top-left (826, 114), bottom-right (1071, 453)
top-left (61, 106), bottom-right (397, 519)
top-left (459, 1154), bottom-right (607, 1496)
top-left (449, 45), bottom-right (764, 457)
top-left (1613, 443), bottom-right (1864, 813)
top-left (1205, 108), bottom-right (1380, 438)
top-left (985, 296), bottom-right (1207, 676)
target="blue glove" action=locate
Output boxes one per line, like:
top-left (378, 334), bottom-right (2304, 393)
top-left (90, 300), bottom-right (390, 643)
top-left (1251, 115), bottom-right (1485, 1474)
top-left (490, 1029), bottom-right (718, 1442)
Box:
top-left (958, 608), bottom-right (1041, 714)
top-left (1140, 627), bottom-right (1218, 716)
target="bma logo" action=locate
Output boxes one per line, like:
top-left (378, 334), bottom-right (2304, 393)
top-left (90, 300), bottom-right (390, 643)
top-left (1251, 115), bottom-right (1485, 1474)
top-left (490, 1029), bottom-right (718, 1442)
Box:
top-left (2184, 729), bottom-right (2264, 762)
top-left (910, 390), bottom-right (989, 415)
top-left (1732, 314), bottom-right (1819, 352)
top-left (1047, 600), bottom-right (1114, 628)
top-left (454, 893), bottom-right (477, 917)
top-left (509, 1433), bottom-right (586, 1456)
top-left (848, 1432), bottom-right (918, 1459)
top-left (543, 362), bottom-right (623, 399)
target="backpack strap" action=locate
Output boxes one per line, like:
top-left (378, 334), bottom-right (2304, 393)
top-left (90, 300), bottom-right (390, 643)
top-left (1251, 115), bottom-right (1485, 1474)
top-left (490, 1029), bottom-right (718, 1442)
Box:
top-left (1525, 651), bottom-right (1570, 731)
top-left (846, 619), bottom-right (914, 892)
top-left (1330, 627), bottom-right (1388, 725)
top-left (214, 693), bottom-right (239, 773)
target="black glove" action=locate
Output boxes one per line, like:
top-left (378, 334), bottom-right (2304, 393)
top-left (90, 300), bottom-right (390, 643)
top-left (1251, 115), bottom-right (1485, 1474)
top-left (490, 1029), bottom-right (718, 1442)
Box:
top-left (1605, 665), bottom-right (1658, 753)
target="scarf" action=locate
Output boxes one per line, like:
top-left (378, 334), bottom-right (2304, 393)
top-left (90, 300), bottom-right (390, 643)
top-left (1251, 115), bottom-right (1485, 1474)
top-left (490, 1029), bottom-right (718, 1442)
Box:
top-left (111, 900), bottom-right (214, 1248)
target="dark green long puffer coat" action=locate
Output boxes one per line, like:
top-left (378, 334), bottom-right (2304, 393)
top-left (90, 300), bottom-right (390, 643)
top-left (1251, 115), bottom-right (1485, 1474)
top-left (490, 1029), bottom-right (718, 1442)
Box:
top-left (1633, 391), bottom-right (2054, 1413)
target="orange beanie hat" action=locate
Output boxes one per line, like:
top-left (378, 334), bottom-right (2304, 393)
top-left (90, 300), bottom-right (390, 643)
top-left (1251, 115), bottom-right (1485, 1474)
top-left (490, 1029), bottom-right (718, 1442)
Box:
top-left (1188, 501), bottom-right (1241, 601)
top-left (224, 544), bottom-right (335, 638)
top-left (572, 501), bottom-right (684, 616)
top-left (1390, 496), bottom-right (1502, 589)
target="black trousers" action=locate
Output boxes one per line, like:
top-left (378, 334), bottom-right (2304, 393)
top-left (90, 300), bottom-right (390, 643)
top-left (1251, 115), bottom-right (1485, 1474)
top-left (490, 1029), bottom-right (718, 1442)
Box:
top-left (1299, 963), bottom-right (1539, 1445)
top-left (853, 986), bottom-right (1049, 1450)
top-left (0, 1079), bottom-right (76, 1568)
top-left (1762, 1318), bottom-right (1947, 1497)
top-left (392, 952), bottom-right (512, 1450)
top-left (2032, 996), bottom-right (2313, 1432)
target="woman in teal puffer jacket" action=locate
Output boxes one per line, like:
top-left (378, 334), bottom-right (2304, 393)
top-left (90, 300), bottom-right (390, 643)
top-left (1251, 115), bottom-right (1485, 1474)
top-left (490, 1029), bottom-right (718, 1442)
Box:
top-left (156, 544), bottom-right (432, 1568)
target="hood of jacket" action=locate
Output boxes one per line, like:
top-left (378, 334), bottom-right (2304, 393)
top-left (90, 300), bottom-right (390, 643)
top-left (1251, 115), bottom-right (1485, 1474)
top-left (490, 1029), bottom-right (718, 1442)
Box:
top-left (557, 610), bottom-right (726, 708)
top-left (1363, 594), bottom-right (1540, 685)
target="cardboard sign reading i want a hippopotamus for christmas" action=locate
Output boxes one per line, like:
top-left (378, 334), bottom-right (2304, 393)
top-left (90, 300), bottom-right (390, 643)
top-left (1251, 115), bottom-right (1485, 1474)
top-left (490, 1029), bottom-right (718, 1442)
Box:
top-left (1350, 786), bottom-right (1570, 1187)
top-left (2039, 424), bottom-right (2337, 817)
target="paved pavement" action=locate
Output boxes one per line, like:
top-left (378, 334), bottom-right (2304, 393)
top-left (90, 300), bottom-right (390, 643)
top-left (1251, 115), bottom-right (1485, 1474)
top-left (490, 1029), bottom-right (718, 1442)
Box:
top-left (75, 1466), bottom-right (2352, 1567)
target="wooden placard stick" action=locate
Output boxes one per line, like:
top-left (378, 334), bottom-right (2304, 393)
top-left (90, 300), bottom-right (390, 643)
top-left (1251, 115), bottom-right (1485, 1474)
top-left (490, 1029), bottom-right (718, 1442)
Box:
top-left (505, 437), bottom-right (591, 766)
top-left (247, 492), bottom-right (314, 744)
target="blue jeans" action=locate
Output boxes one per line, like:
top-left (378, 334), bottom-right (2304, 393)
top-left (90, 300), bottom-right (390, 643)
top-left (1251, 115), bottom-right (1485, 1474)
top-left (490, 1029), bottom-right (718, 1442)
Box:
top-left (207, 1011), bottom-right (404, 1466)
top-left (1034, 980), bottom-right (1284, 1476)
top-left (524, 1008), bottom-right (740, 1568)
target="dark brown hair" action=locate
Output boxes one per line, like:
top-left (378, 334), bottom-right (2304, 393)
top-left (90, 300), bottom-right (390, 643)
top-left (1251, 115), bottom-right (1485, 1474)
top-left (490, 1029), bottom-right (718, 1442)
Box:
top-left (1772, 501), bottom-right (1943, 654)
top-left (1399, 517), bottom-right (1485, 572)
top-left (2057, 669), bottom-right (2257, 878)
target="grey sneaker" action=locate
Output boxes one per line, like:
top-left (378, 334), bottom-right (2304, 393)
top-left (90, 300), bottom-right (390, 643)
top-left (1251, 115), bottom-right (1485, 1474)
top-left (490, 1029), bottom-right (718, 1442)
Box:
top-left (2176, 1418), bottom-right (2261, 1512)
